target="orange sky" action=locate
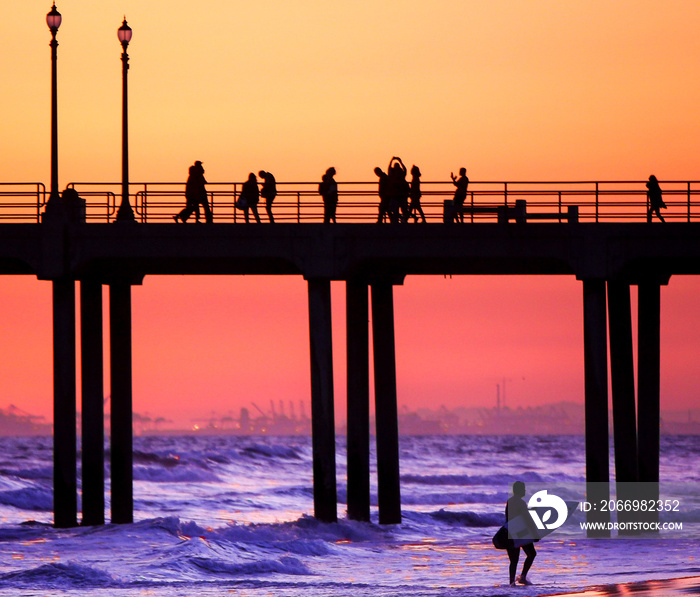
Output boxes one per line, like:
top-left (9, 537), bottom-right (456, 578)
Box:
top-left (2, 1), bottom-right (700, 425)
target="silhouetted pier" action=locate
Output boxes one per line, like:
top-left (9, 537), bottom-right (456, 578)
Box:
top-left (2, 179), bottom-right (700, 531)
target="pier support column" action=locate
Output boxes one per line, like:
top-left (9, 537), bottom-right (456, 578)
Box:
top-left (53, 279), bottom-right (77, 528)
top-left (370, 281), bottom-right (401, 525)
top-left (607, 281), bottom-right (638, 531)
top-left (109, 282), bottom-right (133, 524)
top-left (80, 280), bottom-right (105, 526)
top-left (346, 280), bottom-right (370, 522)
top-left (637, 282), bottom-right (661, 484)
top-left (607, 281), bottom-right (639, 483)
top-left (582, 279), bottom-right (611, 535)
top-left (637, 281), bottom-right (662, 528)
top-left (307, 279), bottom-right (337, 523)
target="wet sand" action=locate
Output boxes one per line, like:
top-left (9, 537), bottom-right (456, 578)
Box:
top-left (541, 576), bottom-right (700, 596)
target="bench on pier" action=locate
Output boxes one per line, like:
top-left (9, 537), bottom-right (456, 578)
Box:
top-left (443, 199), bottom-right (579, 224)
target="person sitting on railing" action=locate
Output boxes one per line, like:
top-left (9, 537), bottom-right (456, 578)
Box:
top-left (319, 167), bottom-right (338, 223)
top-left (646, 174), bottom-right (666, 223)
top-left (450, 167), bottom-right (469, 223)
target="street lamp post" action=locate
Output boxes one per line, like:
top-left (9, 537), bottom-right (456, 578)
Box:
top-left (116, 18), bottom-right (135, 222)
top-left (46, 3), bottom-right (62, 208)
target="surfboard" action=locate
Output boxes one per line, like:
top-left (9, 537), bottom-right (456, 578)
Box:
top-left (493, 500), bottom-right (579, 549)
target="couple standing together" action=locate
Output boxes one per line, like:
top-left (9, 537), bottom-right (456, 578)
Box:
top-left (173, 161), bottom-right (211, 224)
top-left (236, 171), bottom-right (277, 223)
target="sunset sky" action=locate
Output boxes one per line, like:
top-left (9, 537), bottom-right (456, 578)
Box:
top-left (2, 1), bottom-right (700, 426)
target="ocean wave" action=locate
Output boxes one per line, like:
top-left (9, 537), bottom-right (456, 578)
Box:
top-left (0, 475), bottom-right (29, 492)
top-left (0, 487), bottom-right (53, 511)
top-left (0, 466), bottom-right (53, 481)
top-left (0, 562), bottom-right (115, 588)
top-left (136, 516), bottom-right (365, 559)
top-left (191, 555), bottom-right (311, 576)
top-left (134, 516), bottom-right (208, 537)
top-left (430, 509), bottom-right (503, 527)
top-left (271, 485), bottom-right (314, 499)
top-left (399, 490), bottom-right (507, 506)
top-left (0, 521), bottom-right (53, 542)
top-left (133, 465), bottom-right (220, 483)
top-left (211, 515), bottom-right (388, 546)
top-left (240, 444), bottom-right (304, 460)
top-left (139, 514), bottom-right (390, 548)
top-left (399, 508), bottom-right (502, 529)
top-left (401, 471), bottom-right (583, 486)
top-left (133, 450), bottom-right (183, 467)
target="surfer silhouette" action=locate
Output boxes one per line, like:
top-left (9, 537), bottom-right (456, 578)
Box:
top-left (505, 481), bottom-right (538, 586)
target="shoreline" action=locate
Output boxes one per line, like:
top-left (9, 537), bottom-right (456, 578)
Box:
top-left (541, 575), bottom-right (700, 596)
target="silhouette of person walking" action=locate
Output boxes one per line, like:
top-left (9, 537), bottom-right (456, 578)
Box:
top-left (646, 175), bottom-right (666, 223)
top-left (174, 161), bottom-right (212, 223)
top-left (374, 167), bottom-right (390, 223)
top-left (259, 170), bottom-right (277, 223)
top-left (319, 167), bottom-right (338, 223)
top-left (409, 165), bottom-right (427, 223)
top-left (451, 167), bottom-right (469, 223)
top-left (240, 173), bottom-right (261, 223)
top-left (505, 481), bottom-right (538, 587)
top-left (388, 157), bottom-right (409, 223)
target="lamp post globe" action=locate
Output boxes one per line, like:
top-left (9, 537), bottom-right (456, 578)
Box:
top-left (117, 18), bottom-right (132, 49)
top-left (46, 3), bottom-right (62, 32)
top-left (116, 17), bottom-right (135, 222)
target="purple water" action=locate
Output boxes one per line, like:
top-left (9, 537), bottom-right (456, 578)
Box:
top-left (0, 434), bottom-right (698, 596)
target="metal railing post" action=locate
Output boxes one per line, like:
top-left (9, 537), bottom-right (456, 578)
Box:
top-left (688, 182), bottom-right (691, 222)
top-left (595, 182), bottom-right (599, 223)
top-left (36, 183), bottom-right (45, 222)
top-left (108, 192), bottom-right (116, 220)
top-left (143, 184), bottom-right (148, 223)
top-left (297, 192), bottom-right (301, 223)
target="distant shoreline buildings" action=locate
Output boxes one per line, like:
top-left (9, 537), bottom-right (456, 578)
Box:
top-left (1, 401), bottom-right (699, 437)
top-left (0, 405), bottom-right (52, 436)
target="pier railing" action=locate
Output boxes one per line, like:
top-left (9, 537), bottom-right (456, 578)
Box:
top-left (3, 180), bottom-right (700, 223)
top-left (0, 183), bottom-right (47, 222)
